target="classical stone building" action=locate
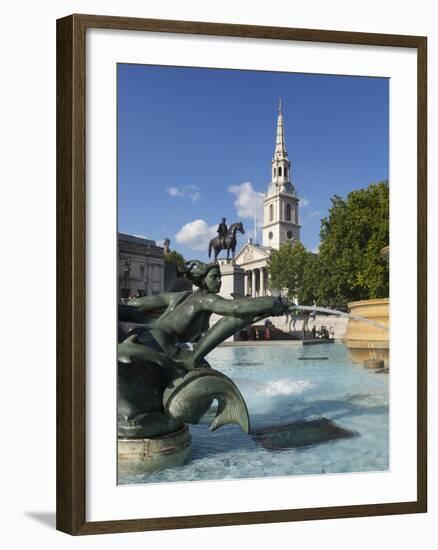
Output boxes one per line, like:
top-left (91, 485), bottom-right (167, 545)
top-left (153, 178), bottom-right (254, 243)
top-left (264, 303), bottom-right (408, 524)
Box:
top-left (234, 100), bottom-right (301, 296)
top-left (118, 233), bottom-right (165, 300)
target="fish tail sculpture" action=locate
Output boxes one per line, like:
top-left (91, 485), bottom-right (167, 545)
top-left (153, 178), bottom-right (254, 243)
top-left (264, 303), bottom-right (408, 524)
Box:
top-left (163, 369), bottom-right (250, 434)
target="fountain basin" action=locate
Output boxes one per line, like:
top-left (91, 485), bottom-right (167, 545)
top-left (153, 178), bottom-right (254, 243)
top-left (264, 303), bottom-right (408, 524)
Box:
top-left (380, 245), bottom-right (390, 262)
top-left (344, 298), bottom-right (389, 367)
top-left (118, 424), bottom-right (192, 476)
top-left (118, 343), bottom-right (389, 485)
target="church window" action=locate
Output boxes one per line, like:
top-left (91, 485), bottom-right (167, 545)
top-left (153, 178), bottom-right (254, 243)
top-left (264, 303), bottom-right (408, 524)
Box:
top-left (269, 204), bottom-right (274, 222)
top-left (268, 231), bottom-right (273, 240)
top-left (273, 167), bottom-right (276, 177)
top-left (286, 203), bottom-right (291, 221)
top-left (284, 167), bottom-right (288, 178)
top-left (278, 166), bottom-right (282, 177)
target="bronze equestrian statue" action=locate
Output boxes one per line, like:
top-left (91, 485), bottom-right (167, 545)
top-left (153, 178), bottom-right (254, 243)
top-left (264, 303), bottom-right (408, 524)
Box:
top-left (118, 260), bottom-right (290, 441)
top-left (208, 221), bottom-right (245, 261)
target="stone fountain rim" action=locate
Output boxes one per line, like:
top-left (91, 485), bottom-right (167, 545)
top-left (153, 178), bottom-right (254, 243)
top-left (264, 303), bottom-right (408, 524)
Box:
top-left (348, 297), bottom-right (390, 308)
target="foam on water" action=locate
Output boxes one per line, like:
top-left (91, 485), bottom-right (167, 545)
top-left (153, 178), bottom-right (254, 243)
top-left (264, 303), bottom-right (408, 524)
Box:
top-left (119, 343), bottom-right (389, 485)
top-left (258, 379), bottom-right (312, 397)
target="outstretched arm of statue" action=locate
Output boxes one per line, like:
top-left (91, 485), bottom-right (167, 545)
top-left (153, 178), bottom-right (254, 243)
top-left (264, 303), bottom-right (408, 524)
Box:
top-left (203, 294), bottom-right (287, 318)
top-left (188, 295), bottom-right (288, 365)
top-left (190, 316), bottom-right (250, 366)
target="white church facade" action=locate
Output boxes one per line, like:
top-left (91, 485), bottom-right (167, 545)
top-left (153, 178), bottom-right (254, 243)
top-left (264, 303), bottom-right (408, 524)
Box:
top-left (234, 100), bottom-right (301, 296)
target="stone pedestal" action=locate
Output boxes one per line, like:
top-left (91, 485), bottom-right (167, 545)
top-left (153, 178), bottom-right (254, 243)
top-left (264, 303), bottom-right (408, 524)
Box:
top-left (210, 261), bottom-right (245, 341)
top-left (117, 425), bottom-right (192, 476)
top-left (218, 260), bottom-right (245, 299)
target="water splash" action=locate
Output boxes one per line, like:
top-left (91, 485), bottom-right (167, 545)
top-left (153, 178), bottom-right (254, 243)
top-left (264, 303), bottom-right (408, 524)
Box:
top-left (258, 379), bottom-right (312, 397)
top-left (291, 304), bottom-right (389, 332)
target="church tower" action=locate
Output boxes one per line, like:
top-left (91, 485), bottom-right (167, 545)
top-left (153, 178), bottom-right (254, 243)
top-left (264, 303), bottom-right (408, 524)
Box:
top-left (262, 99), bottom-right (301, 250)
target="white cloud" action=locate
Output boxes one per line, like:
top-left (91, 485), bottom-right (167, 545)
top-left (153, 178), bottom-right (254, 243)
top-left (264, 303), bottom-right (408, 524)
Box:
top-left (228, 182), bottom-right (264, 227)
top-left (311, 243), bottom-right (321, 254)
top-left (175, 219), bottom-right (217, 251)
top-left (166, 185), bottom-right (201, 202)
top-left (166, 186), bottom-right (184, 197)
top-left (300, 197), bottom-right (311, 207)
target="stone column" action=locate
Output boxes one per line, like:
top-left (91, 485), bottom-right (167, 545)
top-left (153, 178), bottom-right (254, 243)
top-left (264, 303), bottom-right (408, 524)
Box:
top-left (260, 268), bottom-right (265, 296)
top-left (265, 268), bottom-right (269, 295)
top-left (252, 270), bottom-right (256, 297)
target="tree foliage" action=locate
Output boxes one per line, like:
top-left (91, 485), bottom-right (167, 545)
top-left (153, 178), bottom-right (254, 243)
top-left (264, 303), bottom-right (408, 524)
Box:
top-left (164, 250), bottom-right (185, 266)
top-left (268, 241), bottom-right (318, 304)
top-left (317, 181), bottom-right (389, 304)
top-left (267, 181), bottom-right (389, 306)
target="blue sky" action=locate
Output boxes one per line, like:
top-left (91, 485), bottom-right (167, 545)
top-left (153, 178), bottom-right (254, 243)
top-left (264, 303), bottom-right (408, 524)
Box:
top-left (118, 64), bottom-right (388, 261)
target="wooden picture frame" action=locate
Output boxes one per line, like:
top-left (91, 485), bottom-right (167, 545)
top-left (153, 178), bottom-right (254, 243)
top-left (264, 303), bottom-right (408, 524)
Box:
top-left (56, 13), bottom-right (427, 535)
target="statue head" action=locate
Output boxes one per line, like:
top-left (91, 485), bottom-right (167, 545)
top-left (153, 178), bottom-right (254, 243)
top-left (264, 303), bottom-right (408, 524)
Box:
top-left (177, 260), bottom-right (221, 293)
top-left (221, 217), bottom-right (226, 223)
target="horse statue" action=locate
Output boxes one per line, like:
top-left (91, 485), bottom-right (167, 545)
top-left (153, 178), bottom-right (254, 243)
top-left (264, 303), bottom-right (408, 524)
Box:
top-left (208, 222), bottom-right (245, 261)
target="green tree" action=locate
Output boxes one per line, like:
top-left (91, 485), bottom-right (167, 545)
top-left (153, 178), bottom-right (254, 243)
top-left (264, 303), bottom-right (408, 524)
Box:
top-left (164, 250), bottom-right (185, 266)
top-left (268, 241), bottom-right (318, 304)
top-left (317, 181), bottom-right (389, 305)
top-left (300, 251), bottom-right (321, 305)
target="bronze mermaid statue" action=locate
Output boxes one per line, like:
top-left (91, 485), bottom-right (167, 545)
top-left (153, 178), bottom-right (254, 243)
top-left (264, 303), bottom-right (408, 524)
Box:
top-left (118, 260), bottom-right (289, 440)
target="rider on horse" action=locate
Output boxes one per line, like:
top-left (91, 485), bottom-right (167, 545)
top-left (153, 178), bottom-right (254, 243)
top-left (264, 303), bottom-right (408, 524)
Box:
top-left (217, 217), bottom-right (228, 248)
top-left (209, 220), bottom-right (245, 261)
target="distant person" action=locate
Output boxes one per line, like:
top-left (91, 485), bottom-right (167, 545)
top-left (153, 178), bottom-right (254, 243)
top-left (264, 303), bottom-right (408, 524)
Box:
top-left (265, 326), bottom-right (271, 340)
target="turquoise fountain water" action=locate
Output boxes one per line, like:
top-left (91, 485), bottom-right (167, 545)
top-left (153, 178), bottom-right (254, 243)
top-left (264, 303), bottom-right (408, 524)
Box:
top-left (119, 343), bottom-right (389, 485)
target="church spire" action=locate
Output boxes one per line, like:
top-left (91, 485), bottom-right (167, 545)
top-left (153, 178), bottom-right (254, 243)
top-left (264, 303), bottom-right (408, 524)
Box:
top-left (274, 97), bottom-right (287, 160)
top-left (266, 99), bottom-right (295, 197)
top-left (262, 99), bottom-right (301, 250)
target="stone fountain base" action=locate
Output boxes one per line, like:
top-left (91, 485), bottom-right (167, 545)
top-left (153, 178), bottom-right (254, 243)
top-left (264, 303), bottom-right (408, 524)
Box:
top-left (344, 298), bottom-right (389, 368)
top-left (117, 424), bottom-right (192, 476)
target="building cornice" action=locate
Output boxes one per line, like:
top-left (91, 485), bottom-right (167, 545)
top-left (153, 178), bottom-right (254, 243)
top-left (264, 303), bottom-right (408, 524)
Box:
top-left (263, 191), bottom-right (299, 202)
top-left (262, 221), bottom-right (301, 229)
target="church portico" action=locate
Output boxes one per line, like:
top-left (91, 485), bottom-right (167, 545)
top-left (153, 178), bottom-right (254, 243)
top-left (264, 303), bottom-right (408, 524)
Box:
top-left (237, 248), bottom-right (271, 297)
top-left (243, 267), bottom-right (270, 297)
